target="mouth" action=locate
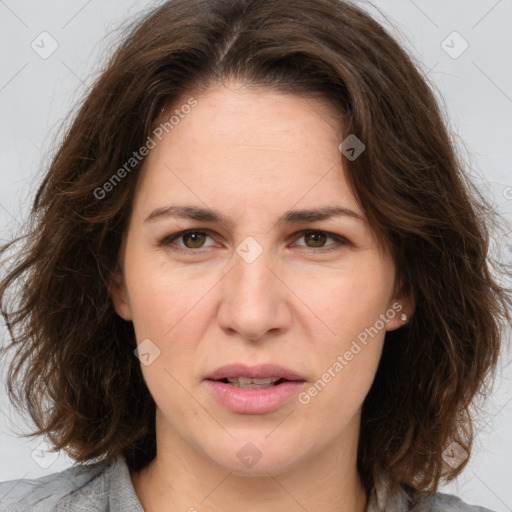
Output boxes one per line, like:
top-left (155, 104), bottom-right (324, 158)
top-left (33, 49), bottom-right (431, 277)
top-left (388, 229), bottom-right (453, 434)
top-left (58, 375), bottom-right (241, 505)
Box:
top-left (205, 363), bottom-right (306, 386)
top-left (213, 377), bottom-right (294, 389)
top-left (204, 363), bottom-right (306, 414)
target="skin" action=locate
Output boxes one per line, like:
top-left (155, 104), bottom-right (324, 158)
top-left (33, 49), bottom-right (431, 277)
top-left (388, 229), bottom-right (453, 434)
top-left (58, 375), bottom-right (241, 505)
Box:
top-left (110, 81), bottom-right (413, 512)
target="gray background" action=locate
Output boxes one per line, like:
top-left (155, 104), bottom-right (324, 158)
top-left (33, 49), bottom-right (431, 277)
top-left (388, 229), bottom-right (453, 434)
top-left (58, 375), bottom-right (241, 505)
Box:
top-left (0, 0), bottom-right (511, 510)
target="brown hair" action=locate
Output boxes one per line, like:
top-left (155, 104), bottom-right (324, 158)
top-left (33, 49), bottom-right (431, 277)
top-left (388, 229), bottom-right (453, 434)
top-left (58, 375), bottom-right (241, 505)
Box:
top-left (1, 0), bottom-right (511, 504)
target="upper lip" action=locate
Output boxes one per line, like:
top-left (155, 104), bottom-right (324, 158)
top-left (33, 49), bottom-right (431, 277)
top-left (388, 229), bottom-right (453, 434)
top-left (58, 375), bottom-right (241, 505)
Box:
top-left (206, 363), bottom-right (305, 381)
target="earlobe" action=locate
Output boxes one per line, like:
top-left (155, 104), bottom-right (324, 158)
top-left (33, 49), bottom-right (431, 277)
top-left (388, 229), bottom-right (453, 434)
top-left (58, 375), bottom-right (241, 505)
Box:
top-left (385, 295), bottom-right (414, 332)
top-left (108, 270), bottom-right (133, 321)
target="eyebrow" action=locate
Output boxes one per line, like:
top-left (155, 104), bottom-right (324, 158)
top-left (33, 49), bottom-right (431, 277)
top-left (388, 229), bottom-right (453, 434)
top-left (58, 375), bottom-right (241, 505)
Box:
top-left (144, 204), bottom-right (365, 227)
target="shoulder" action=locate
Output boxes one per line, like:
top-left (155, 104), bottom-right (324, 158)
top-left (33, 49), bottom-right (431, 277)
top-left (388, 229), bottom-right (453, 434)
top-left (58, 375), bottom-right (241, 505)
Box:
top-left (0, 455), bottom-right (142, 512)
top-left (0, 458), bottom-right (110, 512)
top-left (369, 481), bottom-right (497, 512)
top-left (410, 490), bottom-right (496, 512)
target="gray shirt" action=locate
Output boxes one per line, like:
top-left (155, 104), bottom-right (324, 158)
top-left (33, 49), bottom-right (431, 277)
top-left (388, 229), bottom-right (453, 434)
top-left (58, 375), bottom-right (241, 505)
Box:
top-left (0, 455), bottom-right (495, 511)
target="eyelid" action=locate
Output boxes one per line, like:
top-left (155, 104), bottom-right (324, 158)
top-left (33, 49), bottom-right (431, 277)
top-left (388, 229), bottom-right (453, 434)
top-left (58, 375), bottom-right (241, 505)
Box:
top-left (163, 229), bottom-right (219, 249)
top-left (290, 229), bottom-right (349, 249)
top-left (162, 228), bottom-right (350, 252)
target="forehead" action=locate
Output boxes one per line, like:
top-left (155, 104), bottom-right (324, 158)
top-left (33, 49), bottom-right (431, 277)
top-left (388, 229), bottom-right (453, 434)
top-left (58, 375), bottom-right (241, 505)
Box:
top-left (134, 84), bottom-right (362, 220)
top-left (171, 83), bottom-right (343, 152)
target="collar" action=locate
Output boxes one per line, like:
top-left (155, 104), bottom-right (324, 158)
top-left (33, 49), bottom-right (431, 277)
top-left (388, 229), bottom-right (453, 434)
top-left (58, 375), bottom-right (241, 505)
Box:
top-left (109, 455), bottom-right (412, 512)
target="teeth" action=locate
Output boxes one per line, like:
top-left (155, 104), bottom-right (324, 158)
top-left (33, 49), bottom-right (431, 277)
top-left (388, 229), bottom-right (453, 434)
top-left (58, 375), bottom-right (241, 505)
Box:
top-left (226, 377), bottom-right (280, 389)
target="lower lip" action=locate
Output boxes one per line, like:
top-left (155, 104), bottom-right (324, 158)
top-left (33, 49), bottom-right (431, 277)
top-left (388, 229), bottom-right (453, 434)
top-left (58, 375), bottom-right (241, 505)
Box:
top-left (205, 380), bottom-right (306, 414)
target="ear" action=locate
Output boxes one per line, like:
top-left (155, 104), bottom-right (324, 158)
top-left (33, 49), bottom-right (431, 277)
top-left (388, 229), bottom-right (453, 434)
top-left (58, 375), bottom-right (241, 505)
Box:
top-left (108, 268), bottom-right (133, 321)
top-left (385, 290), bottom-right (415, 332)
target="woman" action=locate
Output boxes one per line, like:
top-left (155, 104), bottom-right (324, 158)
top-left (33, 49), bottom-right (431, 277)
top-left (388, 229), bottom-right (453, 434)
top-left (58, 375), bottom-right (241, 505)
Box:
top-left (0, 0), bottom-right (510, 510)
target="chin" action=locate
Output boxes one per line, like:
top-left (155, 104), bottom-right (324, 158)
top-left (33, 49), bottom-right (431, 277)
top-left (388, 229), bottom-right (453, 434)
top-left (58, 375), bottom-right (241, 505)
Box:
top-left (204, 432), bottom-right (306, 476)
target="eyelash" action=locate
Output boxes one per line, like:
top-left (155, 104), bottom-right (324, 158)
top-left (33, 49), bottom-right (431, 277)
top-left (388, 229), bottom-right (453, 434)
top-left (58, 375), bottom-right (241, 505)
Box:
top-left (161, 229), bottom-right (349, 254)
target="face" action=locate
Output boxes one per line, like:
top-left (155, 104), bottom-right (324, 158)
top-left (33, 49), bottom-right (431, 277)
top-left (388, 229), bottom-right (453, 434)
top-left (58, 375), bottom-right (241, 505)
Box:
top-left (110, 82), bottom-right (410, 477)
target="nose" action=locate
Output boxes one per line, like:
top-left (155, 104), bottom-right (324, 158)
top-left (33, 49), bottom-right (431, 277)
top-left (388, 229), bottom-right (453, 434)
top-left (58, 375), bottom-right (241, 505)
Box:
top-left (216, 244), bottom-right (291, 342)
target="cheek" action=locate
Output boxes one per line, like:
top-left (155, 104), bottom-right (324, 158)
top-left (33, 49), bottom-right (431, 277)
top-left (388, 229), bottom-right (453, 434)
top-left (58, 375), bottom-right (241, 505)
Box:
top-left (124, 249), bottom-right (211, 342)
top-left (291, 258), bottom-right (394, 335)
top-left (292, 260), bottom-right (391, 410)
top-left (299, 325), bottom-right (385, 422)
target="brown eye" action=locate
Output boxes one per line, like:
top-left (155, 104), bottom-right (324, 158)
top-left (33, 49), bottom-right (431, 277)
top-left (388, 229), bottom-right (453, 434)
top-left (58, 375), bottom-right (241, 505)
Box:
top-left (162, 229), bottom-right (348, 254)
top-left (303, 232), bottom-right (328, 248)
top-left (163, 230), bottom-right (214, 251)
top-left (294, 230), bottom-right (346, 250)
top-left (182, 232), bottom-right (208, 248)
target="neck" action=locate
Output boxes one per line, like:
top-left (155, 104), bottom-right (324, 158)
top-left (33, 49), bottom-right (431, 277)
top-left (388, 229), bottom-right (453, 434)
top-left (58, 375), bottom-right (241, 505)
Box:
top-left (131, 411), bottom-right (368, 512)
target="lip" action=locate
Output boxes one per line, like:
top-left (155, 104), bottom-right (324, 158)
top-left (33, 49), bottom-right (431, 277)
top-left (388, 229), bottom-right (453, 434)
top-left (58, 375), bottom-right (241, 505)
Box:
top-left (204, 363), bottom-right (306, 415)
top-left (206, 363), bottom-right (305, 381)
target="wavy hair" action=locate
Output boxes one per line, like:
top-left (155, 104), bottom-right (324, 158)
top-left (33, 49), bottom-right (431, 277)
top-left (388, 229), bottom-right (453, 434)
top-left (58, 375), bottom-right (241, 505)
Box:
top-left (1, 0), bottom-right (511, 504)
